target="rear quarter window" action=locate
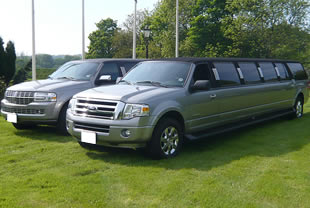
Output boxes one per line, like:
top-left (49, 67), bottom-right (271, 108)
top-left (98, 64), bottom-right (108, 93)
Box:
top-left (287, 63), bottom-right (308, 80)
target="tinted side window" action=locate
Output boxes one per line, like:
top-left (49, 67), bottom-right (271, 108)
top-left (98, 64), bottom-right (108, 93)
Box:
top-left (123, 62), bottom-right (138, 72)
top-left (275, 63), bottom-right (289, 80)
top-left (259, 62), bottom-right (278, 82)
top-left (213, 62), bottom-right (240, 87)
top-left (99, 63), bottom-right (120, 81)
top-left (193, 64), bottom-right (210, 82)
top-left (287, 63), bottom-right (308, 80)
top-left (238, 62), bottom-right (261, 84)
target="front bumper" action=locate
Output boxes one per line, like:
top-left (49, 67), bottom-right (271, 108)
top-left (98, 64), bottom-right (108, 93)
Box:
top-left (1, 99), bottom-right (59, 124)
top-left (66, 110), bottom-right (155, 148)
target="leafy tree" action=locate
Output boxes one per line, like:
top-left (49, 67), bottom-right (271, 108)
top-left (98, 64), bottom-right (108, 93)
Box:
top-left (223, 0), bottom-right (310, 59)
top-left (13, 60), bottom-right (32, 84)
top-left (112, 29), bottom-right (133, 58)
top-left (0, 37), bottom-right (5, 80)
top-left (87, 18), bottom-right (118, 58)
top-left (2, 41), bottom-right (16, 86)
top-left (36, 54), bottom-right (54, 68)
top-left (145, 0), bottom-right (200, 57)
top-left (181, 0), bottom-right (232, 57)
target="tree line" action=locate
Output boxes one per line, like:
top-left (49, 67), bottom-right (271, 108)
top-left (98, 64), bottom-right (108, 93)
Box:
top-left (86, 0), bottom-right (310, 68)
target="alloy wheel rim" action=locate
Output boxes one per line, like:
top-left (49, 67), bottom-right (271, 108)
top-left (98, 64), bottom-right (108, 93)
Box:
top-left (160, 126), bottom-right (179, 156)
top-left (296, 101), bottom-right (303, 118)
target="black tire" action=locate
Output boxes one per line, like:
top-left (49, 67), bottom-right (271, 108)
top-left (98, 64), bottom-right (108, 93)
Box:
top-left (288, 96), bottom-right (304, 119)
top-left (12, 123), bottom-right (36, 130)
top-left (146, 118), bottom-right (183, 159)
top-left (57, 103), bottom-right (69, 135)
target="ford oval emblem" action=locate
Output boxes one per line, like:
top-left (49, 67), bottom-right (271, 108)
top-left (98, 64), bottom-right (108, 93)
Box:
top-left (87, 105), bottom-right (97, 111)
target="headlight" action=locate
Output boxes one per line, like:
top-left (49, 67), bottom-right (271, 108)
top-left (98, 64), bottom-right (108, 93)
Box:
top-left (68, 98), bottom-right (76, 112)
top-left (122, 104), bottom-right (150, 119)
top-left (34, 92), bottom-right (57, 102)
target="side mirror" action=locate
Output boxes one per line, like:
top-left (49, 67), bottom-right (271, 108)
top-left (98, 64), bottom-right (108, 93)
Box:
top-left (99, 75), bottom-right (112, 81)
top-left (95, 75), bottom-right (113, 85)
top-left (116, 77), bottom-right (122, 84)
top-left (190, 80), bottom-right (211, 92)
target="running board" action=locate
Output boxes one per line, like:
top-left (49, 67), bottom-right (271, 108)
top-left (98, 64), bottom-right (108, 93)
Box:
top-left (185, 110), bottom-right (293, 141)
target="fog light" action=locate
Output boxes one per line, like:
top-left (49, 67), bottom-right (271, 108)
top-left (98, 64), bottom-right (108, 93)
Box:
top-left (121, 129), bottom-right (131, 138)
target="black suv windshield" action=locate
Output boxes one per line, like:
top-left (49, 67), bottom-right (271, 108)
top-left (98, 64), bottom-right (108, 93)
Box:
top-left (121, 61), bottom-right (191, 87)
top-left (49, 62), bottom-right (99, 81)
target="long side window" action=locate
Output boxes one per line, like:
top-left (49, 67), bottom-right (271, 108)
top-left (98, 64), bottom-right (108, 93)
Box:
top-left (287, 63), bottom-right (308, 80)
top-left (99, 63), bottom-right (120, 81)
top-left (275, 63), bottom-right (289, 80)
top-left (213, 62), bottom-right (241, 87)
top-left (238, 62), bottom-right (261, 84)
top-left (258, 62), bottom-right (278, 82)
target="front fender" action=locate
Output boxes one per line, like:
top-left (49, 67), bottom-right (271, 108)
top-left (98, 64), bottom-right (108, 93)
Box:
top-left (148, 100), bottom-right (184, 127)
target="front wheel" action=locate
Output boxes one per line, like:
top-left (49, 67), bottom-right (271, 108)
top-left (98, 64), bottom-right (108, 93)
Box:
top-left (57, 103), bottom-right (69, 135)
top-left (147, 118), bottom-right (183, 159)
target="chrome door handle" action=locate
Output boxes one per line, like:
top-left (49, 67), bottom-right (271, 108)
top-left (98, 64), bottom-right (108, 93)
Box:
top-left (210, 94), bottom-right (217, 99)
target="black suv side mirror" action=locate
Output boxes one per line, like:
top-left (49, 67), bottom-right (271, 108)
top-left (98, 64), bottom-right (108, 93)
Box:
top-left (190, 80), bottom-right (211, 92)
top-left (95, 75), bottom-right (114, 85)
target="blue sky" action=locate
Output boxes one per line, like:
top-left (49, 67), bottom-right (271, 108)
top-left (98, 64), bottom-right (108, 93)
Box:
top-left (0, 0), bottom-right (159, 55)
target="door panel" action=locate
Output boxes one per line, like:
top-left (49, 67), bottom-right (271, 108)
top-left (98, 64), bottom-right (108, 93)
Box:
top-left (188, 90), bottom-right (221, 132)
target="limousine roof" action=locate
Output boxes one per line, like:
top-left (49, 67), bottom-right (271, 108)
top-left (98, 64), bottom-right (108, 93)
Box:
top-left (156, 57), bottom-right (300, 64)
top-left (70, 58), bottom-right (145, 63)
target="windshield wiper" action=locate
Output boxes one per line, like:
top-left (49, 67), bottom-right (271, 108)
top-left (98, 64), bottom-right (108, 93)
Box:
top-left (48, 75), bottom-right (53, 80)
top-left (135, 81), bottom-right (168, 88)
top-left (119, 80), bottom-right (133, 85)
top-left (56, 76), bottom-right (76, 80)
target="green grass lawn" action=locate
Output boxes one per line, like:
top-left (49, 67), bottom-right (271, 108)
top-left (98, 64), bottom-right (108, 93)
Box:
top-left (1, 105), bottom-right (310, 208)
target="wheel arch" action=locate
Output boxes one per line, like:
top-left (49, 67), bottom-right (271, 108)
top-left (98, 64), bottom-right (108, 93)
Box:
top-left (154, 110), bottom-right (185, 133)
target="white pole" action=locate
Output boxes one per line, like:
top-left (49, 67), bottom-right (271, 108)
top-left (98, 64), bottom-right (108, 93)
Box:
top-left (133, 0), bottom-right (137, 59)
top-left (82, 0), bottom-right (85, 60)
top-left (32, 0), bottom-right (36, 80)
top-left (176, 0), bottom-right (179, 58)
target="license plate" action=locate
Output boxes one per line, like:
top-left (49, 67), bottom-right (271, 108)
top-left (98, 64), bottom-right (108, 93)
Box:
top-left (7, 113), bottom-right (17, 123)
top-left (81, 131), bottom-right (96, 144)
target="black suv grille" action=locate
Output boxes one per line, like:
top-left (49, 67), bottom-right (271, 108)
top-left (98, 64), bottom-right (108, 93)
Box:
top-left (5, 91), bottom-right (35, 105)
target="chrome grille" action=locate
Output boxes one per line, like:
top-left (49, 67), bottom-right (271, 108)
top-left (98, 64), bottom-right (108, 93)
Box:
top-left (74, 98), bottom-right (118, 120)
top-left (2, 107), bottom-right (44, 115)
top-left (5, 91), bottom-right (35, 105)
top-left (74, 122), bottom-right (110, 133)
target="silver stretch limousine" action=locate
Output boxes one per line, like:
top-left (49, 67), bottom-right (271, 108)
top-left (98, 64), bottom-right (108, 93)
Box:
top-left (66, 58), bottom-right (309, 159)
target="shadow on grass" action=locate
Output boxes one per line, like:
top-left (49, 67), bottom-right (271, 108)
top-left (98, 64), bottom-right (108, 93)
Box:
top-left (85, 112), bottom-right (310, 171)
top-left (13, 125), bottom-right (73, 143)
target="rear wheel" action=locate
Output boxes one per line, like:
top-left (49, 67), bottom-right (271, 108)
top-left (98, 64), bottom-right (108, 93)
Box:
top-left (289, 96), bottom-right (303, 119)
top-left (147, 118), bottom-right (183, 159)
top-left (12, 123), bottom-right (36, 130)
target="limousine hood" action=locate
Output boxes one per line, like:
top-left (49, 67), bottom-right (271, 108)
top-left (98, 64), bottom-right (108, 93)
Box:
top-left (6, 79), bottom-right (90, 93)
top-left (74, 84), bottom-right (181, 103)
